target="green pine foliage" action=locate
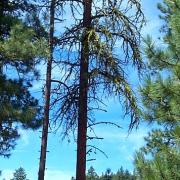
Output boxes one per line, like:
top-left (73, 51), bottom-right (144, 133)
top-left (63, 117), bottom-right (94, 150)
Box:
top-left (134, 0), bottom-right (180, 179)
top-left (86, 166), bottom-right (135, 180)
top-left (0, 23), bottom-right (48, 62)
top-left (0, 0), bottom-right (47, 157)
top-left (11, 167), bottom-right (28, 180)
top-left (0, 75), bottom-right (42, 157)
top-left (86, 166), bottom-right (99, 180)
top-left (135, 128), bottom-right (180, 180)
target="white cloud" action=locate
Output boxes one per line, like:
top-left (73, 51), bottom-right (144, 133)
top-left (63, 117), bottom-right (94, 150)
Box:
top-left (93, 125), bottom-right (149, 152)
top-left (95, 126), bottom-right (147, 140)
top-left (19, 129), bottom-right (30, 146)
top-left (0, 169), bottom-right (73, 180)
top-left (30, 81), bottom-right (44, 93)
top-left (45, 170), bottom-right (73, 180)
top-left (126, 155), bottom-right (134, 162)
top-left (0, 169), bottom-right (13, 180)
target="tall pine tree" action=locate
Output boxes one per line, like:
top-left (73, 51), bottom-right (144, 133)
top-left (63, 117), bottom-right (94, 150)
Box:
top-left (0, 0), bottom-right (47, 157)
top-left (134, 0), bottom-right (180, 179)
top-left (49, 0), bottom-right (145, 179)
top-left (38, 0), bottom-right (56, 179)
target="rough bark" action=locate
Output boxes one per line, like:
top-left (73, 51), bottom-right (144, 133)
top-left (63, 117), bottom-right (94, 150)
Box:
top-left (38, 0), bottom-right (55, 179)
top-left (76, 0), bottom-right (92, 180)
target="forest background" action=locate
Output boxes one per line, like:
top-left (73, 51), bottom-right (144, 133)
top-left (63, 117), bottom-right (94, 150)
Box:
top-left (1, 0), bottom-right (179, 180)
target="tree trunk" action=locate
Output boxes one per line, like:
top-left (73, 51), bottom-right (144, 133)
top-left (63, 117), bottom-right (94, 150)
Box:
top-left (76, 0), bottom-right (92, 180)
top-left (38, 0), bottom-right (55, 180)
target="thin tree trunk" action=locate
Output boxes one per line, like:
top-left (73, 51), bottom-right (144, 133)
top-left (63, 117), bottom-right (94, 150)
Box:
top-left (38, 0), bottom-right (55, 180)
top-left (76, 0), bottom-right (92, 180)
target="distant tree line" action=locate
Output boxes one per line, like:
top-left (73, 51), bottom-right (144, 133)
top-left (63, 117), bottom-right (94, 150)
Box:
top-left (85, 166), bottom-right (135, 180)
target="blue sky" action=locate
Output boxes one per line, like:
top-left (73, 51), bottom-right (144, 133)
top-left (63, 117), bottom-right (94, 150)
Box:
top-left (0, 0), bottom-right (163, 179)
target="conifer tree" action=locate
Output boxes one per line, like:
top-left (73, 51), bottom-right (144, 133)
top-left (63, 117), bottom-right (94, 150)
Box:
top-left (87, 166), bottom-right (99, 180)
top-left (51, 0), bottom-right (145, 179)
top-left (86, 167), bottom-right (135, 180)
top-left (38, 0), bottom-right (55, 179)
top-left (0, 0), bottom-right (47, 157)
top-left (11, 167), bottom-right (28, 180)
top-left (134, 0), bottom-right (180, 179)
